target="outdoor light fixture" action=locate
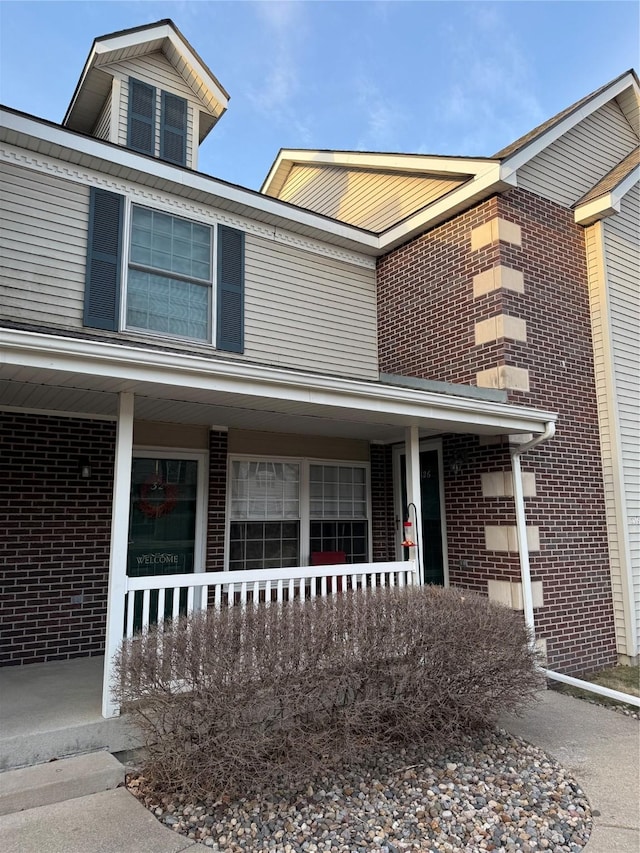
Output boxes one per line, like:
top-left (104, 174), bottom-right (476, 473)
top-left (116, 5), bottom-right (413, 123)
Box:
top-left (79, 457), bottom-right (91, 479)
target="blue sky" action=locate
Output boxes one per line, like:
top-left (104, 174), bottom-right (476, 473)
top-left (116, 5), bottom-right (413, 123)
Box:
top-left (1, 1), bottom-right (638, 189)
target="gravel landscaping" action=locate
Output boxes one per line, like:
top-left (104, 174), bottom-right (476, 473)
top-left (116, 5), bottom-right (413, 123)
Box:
top-left (127, 727), bottom-right (592, 852)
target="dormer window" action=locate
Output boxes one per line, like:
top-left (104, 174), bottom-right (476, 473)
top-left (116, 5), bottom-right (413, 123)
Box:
top-left (127, 77), bottom-right (187, 167)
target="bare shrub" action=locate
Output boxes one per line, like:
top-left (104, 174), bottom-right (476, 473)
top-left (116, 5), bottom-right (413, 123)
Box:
top-left (113, 586), bottom-right (542, 800)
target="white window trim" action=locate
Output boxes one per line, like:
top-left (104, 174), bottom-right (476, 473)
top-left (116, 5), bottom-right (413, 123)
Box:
top-left (224, 454), bottom-right (372, 572)
top-left (131, 446), bottom-right (209, 575)
top-left (119, 198), bottom-right (217, 346)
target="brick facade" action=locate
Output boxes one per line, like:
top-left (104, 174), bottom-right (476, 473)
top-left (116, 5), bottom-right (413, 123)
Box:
top-left (370, 443), bottom-right (396, 562)
top-left (1, 413), bottom-right (115, 666)
top-left (206, 429), bottom-right (228, 572)
top-left (377, 187), bottom-right (617, 675)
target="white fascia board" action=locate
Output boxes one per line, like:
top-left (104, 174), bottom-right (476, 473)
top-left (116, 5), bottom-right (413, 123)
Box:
top-left (261, 149), bottom-right (497, 195)
top-left (93, 24), bottom-right (229, 112)
top-left (378, 162), bottom-right (515, 251)
top-left (1, 329), bottom-right (557, 435)
top-left (501, 74), bottom-right (639, 177)
top-left (574, 166), bottom-right (640, 225)
top-left (0, 110), bottom-right (379, 253)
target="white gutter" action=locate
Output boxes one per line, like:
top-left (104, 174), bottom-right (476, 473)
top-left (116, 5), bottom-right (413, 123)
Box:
top-left (510, 422), bottom-right (556, 643)
top-left (544, 669), bottom-right (640, 708)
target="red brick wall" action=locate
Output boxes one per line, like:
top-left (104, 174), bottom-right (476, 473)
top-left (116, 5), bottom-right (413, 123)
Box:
top-left (206, 430), bottom-right (228, 572)
top-left (370, 443), bottom-right (396, 562)
top-left (1, 413), bottom-right (115, 666)
top-left (378, 195), bottom-right (506, 384)
top-left (377, 187), bottom-right (617, 675)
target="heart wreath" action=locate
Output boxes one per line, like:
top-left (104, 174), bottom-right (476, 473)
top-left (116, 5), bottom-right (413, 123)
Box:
top-left (137, 473), bottom-right (179, 519)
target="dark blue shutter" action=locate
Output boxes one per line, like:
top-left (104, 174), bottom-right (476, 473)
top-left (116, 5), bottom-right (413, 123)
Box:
top-left (84, 188), bottom-right (123, 331)
top-left (160, 92), bottom-right (187, 166)
top-left (216, 225), bottom-right (244, 353)
top-left (127, 78), bottom-right (155, 155)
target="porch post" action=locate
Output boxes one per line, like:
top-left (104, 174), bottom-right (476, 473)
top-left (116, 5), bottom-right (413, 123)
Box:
top-left (404, 426), bottom-right (424, 584)
top-left (102, 392), bottom-right (134, 718)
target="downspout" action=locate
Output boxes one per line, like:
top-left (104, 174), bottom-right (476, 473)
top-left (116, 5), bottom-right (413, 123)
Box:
top-left (510, 421), bottom-right (555, 647)
top-left (511, 422), bottom-right (640, 710)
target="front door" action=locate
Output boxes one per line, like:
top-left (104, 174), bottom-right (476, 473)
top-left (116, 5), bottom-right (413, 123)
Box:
top-left (395, 442), bottom-right (447, 586)
top-left (127, 451), bottom-right (205, 625)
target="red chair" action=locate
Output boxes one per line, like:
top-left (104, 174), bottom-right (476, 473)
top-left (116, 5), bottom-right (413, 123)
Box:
top-left (311, 550), bottom-right (346, 592)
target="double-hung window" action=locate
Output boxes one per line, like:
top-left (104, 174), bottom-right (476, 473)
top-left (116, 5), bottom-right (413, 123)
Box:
top-left (83, 188), bottom-right (245, 353)
top-left (127, 206), bottom-right (212, 341)
top-left (227, 458), bottom-right (370, 571)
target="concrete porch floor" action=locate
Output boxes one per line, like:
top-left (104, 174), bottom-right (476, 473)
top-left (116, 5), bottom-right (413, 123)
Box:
top-left (0, 657), bottom-right (141, 770)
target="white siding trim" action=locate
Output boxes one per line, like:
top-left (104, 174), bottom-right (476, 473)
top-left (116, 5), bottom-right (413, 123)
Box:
top-left (2, 328), bottom-right (558, 437)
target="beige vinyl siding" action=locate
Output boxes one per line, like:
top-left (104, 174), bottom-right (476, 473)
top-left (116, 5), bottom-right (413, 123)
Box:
top-left (604, 183), bottom-right (640, 652)
top-left (244, 234), bottom-right (378, 379)
top-left (278, 164), bottom-right (466, 232)
top-left (92, 88), bottom-right (112, 141)
top-left (0, 154), bottom-right (378, 378)
top-left (108, 52), bottom-right (197, 168)
top-left (586, 223), bottom-right (630, 655)
top-left (517, 101), bottom-right (639, 207)
top-left (0, 160), bottom-right (89, 328)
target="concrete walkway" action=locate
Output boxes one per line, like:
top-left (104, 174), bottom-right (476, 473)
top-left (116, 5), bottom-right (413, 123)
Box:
top-left (501, 690), bottom-right (639, 853)
top-left (0, 690), bottom-right (637, 852)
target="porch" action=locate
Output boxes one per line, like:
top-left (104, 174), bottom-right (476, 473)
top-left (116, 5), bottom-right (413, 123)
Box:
top-left (1, 328), bottom-right (557, 737)
top-left (0, 657), bottom-right (140, 771)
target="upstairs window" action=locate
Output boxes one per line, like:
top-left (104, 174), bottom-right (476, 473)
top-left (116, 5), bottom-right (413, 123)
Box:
top-left (83, 188), bottom-right (244, 353)
top-left (127, 206), bottom-right (212, 341)
top-left (127, 77), bottom-right (187, 167)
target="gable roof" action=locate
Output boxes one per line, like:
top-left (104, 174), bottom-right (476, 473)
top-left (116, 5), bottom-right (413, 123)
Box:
top-left (63, 19), bottom-right (229, 142)
top-left (262, 150), bottom-right (494, 234)
top-left (261, 149), bottom-right (496, 198)
top-left (496, 69), bottom-right (639, 176)
top-left (494, 70), bottom-right (637, 159)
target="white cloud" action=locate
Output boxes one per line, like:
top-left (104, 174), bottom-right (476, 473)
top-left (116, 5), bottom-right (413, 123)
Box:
top-left (435, 4), bottom-right (545, 155)
top-left (352, 70), bottom-right (407, 152)
top-left (248, 1), bottom-right (306, 118)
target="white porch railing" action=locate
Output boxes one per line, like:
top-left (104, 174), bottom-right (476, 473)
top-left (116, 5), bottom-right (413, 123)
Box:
top-left (124, 560), bottom-right (418, 637)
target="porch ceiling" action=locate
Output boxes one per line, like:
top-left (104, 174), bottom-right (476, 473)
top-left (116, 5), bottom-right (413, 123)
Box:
top-left (0, 330), bottom-right (557, 442)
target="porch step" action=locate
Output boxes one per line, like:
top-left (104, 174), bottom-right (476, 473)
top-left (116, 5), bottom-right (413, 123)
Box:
top-left (0, 713), bottom-right (142, 771)
top-left (0, 752), bottom-right (124, 816)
